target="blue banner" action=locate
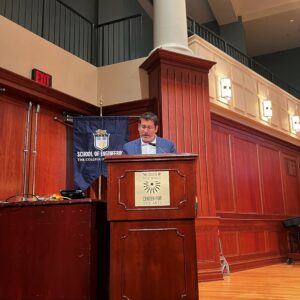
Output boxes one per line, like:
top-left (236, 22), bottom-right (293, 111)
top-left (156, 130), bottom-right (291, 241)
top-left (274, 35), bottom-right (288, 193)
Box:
top-left (73, 116), bottom-right (128, 190)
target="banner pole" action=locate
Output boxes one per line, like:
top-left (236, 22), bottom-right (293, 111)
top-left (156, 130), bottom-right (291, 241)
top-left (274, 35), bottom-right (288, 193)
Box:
top-left (98, 96), bottom-right (103, 200)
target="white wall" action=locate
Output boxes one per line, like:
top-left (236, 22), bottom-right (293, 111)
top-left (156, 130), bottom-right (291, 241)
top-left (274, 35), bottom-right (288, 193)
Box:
top-left (0, 16), bottom-right (149, 108)
top-left (0, 16), bottom-right (98, 105)
top-left (97, 58), bottom-right (149, 106)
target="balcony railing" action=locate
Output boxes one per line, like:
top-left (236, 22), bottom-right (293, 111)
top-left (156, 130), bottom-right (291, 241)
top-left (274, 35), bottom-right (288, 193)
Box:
top-left (1, 0), bottom-right (94, 63)
top-left (187, 17), bottom-right (300, 99)
top-left (94, 14), bottom-right (144, 67)
top-left (0, 0), bottom-right (146, 66)
top-left (1, 0), bottom-right (299, 99)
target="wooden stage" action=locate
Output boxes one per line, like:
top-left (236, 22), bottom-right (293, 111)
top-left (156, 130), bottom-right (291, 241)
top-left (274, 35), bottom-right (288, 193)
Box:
top-left (199, 263), bottom-right (300, 299)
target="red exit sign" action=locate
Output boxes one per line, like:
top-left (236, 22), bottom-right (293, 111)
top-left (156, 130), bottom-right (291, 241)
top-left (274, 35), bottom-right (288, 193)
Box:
top-left (32, 69), bottom-right (52, 87)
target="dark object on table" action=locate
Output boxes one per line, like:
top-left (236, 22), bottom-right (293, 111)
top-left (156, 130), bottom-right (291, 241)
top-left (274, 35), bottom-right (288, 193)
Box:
top-left (60, 190), bottom-right (85, 199)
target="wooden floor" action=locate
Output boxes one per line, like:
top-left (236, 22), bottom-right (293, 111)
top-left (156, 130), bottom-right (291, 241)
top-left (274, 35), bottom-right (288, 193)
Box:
top-left (198, 263), bottom-right (300, 299)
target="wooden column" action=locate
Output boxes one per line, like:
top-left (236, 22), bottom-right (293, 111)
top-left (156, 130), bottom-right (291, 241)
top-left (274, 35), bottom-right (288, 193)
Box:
top-left (140, 49), bottom-right (223, 281)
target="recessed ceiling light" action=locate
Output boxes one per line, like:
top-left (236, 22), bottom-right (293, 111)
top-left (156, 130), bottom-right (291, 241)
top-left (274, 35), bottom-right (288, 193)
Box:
top-left (290, 19), bottom-right (294, 23)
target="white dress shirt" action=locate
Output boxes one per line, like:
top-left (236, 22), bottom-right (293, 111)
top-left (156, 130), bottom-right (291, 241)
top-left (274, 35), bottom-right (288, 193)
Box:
top-left (141, 137), bottom-right (157, 154)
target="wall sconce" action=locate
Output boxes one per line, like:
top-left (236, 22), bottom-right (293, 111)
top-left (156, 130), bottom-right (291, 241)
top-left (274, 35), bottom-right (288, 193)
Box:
top-left (262, 100), bottom-right (272, 118)
top-left (220, 78), bottom-right (232, 101)
top-left (291, 115), bottom-right (300, 132)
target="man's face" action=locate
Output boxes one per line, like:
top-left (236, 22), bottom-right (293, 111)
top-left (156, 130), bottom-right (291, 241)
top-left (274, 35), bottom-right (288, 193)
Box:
top-left (138, 119), bottom-right (158, 143)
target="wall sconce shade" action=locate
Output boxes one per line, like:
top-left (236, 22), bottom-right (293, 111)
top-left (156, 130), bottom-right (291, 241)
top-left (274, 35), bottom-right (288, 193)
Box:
top-left (262, 100), bottom-right (272, 118)
top-left (220, 78), bottom-right (232, 100)
top-left (291, 115), bottom-right (300, 132)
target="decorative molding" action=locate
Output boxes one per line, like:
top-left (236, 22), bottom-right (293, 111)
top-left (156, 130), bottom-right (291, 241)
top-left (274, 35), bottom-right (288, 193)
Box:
top-left (140, 48), bottom-right (215, 74)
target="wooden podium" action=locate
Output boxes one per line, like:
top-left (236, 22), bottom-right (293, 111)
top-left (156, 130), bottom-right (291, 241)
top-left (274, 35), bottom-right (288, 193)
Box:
top-left (105, 154), bottom-right (199, 300)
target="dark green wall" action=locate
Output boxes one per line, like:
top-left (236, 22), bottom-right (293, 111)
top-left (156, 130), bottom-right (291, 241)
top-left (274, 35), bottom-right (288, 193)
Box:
top-left (220, 17), bottom-right (247, 54)
top-left (61, 0), bottom-right (98, 23)
top-left (254, 47), bottom-right (300, 91)
top-left (202, 20), bottom-right (220, 36)
top-left (98, 0), bottom-right (142, 24)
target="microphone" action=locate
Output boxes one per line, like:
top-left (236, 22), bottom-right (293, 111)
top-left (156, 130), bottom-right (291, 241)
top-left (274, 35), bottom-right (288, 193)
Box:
top-left (148, 142), bottom-right (166, 153)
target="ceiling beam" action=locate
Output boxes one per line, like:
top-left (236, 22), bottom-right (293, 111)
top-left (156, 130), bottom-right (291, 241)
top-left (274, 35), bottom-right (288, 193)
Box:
top-left (208, 0), bottom-right (237, 25)
top-left (138, 0), bottom-right (153, 18)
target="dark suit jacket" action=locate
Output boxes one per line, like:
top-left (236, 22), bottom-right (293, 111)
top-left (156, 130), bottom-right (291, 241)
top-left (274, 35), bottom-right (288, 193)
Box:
top-left (122, 136), bottom-right (176, 154)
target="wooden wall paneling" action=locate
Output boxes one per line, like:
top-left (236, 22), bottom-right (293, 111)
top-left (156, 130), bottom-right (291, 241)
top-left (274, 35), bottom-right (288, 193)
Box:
top-left (212, 127), bottom-right (235, 213)
top-left (209, 109), bottom-right (300, 275)
top-left (231, 136), bottom-right (262, 214)
top-left (281, 153), bottom-right (300, 215)
top-left (267, 230), bottom-right (288, 254)
top-left (219, 232), bottom-right (239, 257)
top-left (0, 94), bottom-right (28, 200)
top-left (161, 67), bottom-right (175, 140)
top-left (239, 231), bottom-right (266, 255)
top-left (195, 218), bottom-right (223, 281)
top-left (219, 219), bottom-right (287, 271)
top-left (0, 67), bottom-right (100, 199)
top-left (141, 49), bottom-right (216, 216)
top-left (211, 114), bottom-right (299, 275)
top-left (212, 114), bottom-right (300, 218)
top-left (191, 71), bottom-right (213, 216)
top-left (28, 104), bottom-right (73, 196)
top-left (211, 113), bottom-right (300, 153)
top-left (140, 49), bottom-right (222, 281)
top-left (259, 145), bottom-right (285, 214)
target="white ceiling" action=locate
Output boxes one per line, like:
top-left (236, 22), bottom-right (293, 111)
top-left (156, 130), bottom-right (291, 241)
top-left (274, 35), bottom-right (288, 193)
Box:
top-left (186, 0), bottom-right (300, 56)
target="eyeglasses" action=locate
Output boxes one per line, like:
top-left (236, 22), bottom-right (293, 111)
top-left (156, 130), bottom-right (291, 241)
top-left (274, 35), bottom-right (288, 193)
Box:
top-left (139, 125), bottom-right (156, 130)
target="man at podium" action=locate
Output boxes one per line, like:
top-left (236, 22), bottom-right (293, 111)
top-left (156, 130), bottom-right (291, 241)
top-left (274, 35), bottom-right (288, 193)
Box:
top-left (123, 112), bottom-right (176, 154)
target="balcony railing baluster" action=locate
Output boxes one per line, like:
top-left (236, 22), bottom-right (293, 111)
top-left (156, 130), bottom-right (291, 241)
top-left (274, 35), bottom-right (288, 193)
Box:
top-left (187, 16), bottom-right (299, 99)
